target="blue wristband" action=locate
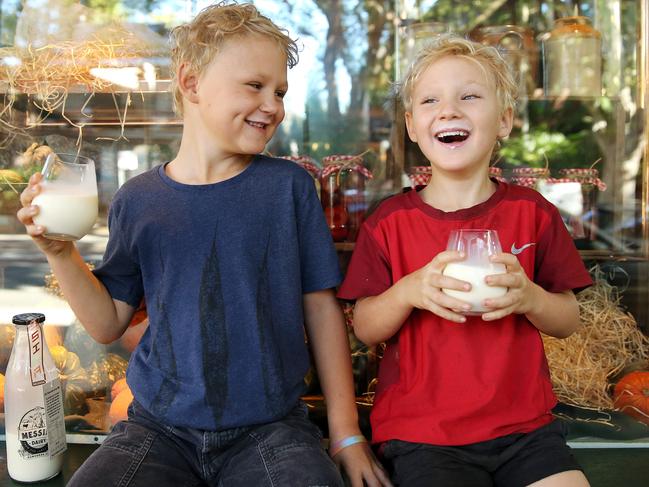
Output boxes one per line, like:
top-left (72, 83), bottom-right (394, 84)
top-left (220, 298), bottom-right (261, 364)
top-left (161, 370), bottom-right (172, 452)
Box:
top-left (329, 435), bottom-right (367, 458)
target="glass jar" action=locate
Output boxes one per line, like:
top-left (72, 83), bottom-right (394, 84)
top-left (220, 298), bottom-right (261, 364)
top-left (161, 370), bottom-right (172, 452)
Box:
top-left (470, 25), bottom-right (538, 95)
top-left (320, 155), bottom-right (373, 242)
top-left (510, 166), bottom-right (550, 188)
top-left (558, 167), bottom-right (607, 240)
top-left (542, 16), bottom-right (602, 97)
top-left (280, 155), bottom-right (321, 196)
top-left (397, 21), bottom-right (450, 81)
top-left (489, 166), bottom-right (507, 183)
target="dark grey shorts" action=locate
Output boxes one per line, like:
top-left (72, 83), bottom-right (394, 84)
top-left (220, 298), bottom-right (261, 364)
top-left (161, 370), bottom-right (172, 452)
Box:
top-left (68, 400), bottom-right (343, 487)
top-left (381, 420), bottom-right (584, 487)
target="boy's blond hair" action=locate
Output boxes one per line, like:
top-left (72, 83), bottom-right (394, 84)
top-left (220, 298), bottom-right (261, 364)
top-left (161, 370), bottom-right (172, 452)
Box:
top-left (399, 34), bottom-right (518, 114)
top-left (170, 1), bottom-right (299, 115)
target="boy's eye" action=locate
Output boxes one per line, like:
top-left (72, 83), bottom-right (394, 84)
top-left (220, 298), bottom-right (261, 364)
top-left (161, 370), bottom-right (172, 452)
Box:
top-left (462, 94), bottom-right (479, 100)
top-left (422, 97), bottom-right (438, 104)
top-left (275, 90), bottom-right (286, 99)
top-left (248, 82), bottom-right (262, 90)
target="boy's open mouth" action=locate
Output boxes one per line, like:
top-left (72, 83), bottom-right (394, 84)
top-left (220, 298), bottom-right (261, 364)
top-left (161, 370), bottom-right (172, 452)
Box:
top-left (435, 129), bottom-right (470, 144)
top-left (247, 120), bottom-right (267, 129)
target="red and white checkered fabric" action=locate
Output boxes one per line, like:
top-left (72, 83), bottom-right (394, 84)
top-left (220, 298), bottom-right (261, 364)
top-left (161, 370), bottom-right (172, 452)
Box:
top-left (407, 166), bottom-right (431, 187)
top-left (321, 155), bottom-right (373, 179)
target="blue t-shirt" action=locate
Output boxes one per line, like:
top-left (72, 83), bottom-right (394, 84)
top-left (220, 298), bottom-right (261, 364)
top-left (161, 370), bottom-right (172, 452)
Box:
top-left (94, 155), bottom-right (341, 430)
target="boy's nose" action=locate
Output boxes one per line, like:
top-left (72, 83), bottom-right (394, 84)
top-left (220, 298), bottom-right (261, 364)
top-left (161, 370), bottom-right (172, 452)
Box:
top-left (438, 100), bottom-right (461, 120)
top-left (260, 95), bottom-right (283, 114)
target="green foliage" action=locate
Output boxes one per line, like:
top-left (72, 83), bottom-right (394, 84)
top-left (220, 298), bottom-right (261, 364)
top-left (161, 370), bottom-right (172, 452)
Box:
top-left (500, 129), bottom-right (601, 171)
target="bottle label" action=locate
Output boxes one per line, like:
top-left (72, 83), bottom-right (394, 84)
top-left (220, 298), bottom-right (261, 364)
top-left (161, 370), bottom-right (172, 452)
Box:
top-left (17, 406), bottom-right (49, 457)
top-left (43, 379), bottom-right (67, 458)
top-left (27, 321), bottom-right (46, 386)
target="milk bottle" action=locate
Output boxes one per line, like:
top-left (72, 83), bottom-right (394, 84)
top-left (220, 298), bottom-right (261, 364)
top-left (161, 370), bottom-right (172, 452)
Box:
top-left (442, 230), bottom-right (507, 314)
top-left (4, 313), bottom-right (67, 482)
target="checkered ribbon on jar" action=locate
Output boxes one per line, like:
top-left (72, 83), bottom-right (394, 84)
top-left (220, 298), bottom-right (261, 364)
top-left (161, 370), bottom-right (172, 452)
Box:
top-left (321, 155), bottom-right (373, 179)
top-left (281, 155), bottom-right (321, 178)
top-left (407, 166), bottom-right (431, 187)
top-left (558, 168), bottom-right (607, 191)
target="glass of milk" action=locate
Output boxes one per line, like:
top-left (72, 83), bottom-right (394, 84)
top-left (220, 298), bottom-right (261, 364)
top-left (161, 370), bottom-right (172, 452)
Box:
top-left (442, 229), bottom-right (507, 315)
top-left (32, 153), bottom-right (98, 241)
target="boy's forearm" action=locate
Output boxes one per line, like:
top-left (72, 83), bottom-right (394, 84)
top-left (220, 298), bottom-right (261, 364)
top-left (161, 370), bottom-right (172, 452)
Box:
top-left (47, 249), bottom-right (131, 343)
top-left (525, 287), bottom-right (580, 338)
top-left (303, 290), bottom-right (361, 440)
top-left (352, 279), bottom-right (412, 347)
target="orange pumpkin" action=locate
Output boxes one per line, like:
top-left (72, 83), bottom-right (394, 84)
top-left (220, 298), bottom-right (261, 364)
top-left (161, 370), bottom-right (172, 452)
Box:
top-left (613, 371), bottom-right (649, 424)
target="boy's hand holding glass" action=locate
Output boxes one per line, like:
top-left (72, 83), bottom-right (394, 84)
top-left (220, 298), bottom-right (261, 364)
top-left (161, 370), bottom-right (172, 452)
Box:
top-left (441, 229), bottom-right (508, 316)
top-left (32, 153), bottom-right (98, 241)
top-left (480, 252), bottom-right (540, 322)
top-left (18, 153), bottom-right (98, 253)
top-left (405, 249), bottom-right (475, 323)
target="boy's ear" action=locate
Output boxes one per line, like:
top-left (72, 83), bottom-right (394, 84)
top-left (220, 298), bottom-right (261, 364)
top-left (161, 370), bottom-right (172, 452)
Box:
top-left (177, 63), bottom-right (200, 105)
top-left (404, 111), bottom-right (418, 143)
top-left (498, 107), bottom-right (514, 139)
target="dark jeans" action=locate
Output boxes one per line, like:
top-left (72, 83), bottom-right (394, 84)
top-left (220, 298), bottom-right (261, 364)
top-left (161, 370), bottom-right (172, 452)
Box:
top-left (68, 400), bottom-right (343, 487)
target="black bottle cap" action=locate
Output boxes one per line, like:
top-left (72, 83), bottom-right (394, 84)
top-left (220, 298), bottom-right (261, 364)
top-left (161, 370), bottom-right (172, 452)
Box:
top-left (12, 313), bottom-right (46, 326)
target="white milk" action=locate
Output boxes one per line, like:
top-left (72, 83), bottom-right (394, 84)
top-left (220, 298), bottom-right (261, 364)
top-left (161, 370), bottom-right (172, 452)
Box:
top-left (442, 262), bottom-right (507, 313)
top-left (5, 429), bottom-right (62, 482)
top-left (5, 314), bottom-right (65, 482)
top-left (33, 188), bottom-right (98, 241)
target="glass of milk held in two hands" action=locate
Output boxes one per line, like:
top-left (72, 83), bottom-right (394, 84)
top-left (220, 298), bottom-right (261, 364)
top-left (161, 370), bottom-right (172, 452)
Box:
top-left (442, 229), bottom-right (507, 314)
top-left (32, 153), bottom-right (98, 241)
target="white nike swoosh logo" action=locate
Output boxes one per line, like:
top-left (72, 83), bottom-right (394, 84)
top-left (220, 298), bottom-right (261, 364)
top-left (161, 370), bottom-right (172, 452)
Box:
top-left (511, 242), bottom-right (536, 255)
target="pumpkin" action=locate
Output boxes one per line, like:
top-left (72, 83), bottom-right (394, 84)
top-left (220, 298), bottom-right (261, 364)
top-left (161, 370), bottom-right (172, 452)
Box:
top-left (613, 371), bottom-right (649, 424)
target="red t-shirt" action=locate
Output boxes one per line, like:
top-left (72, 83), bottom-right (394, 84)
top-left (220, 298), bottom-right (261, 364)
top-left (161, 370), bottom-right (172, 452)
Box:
top-left (338, 182), bottom-right (592, 446)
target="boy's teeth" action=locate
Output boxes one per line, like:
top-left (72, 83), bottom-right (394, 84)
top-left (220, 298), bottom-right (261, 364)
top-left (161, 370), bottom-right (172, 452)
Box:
top-left (437, 130), bottom-right (468, 137)
top-left (248, 121), bottom-right (265, 128)
top-left (436, 130), bottom-right (469, 143)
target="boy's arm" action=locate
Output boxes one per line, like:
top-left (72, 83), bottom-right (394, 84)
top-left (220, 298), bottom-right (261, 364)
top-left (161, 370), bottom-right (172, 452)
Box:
top-left (524, 288), bottom-right (580, 338)
top-left (352, 281), bottom-right (415, 347)
top-left (18, 172), bottom-right (134, 343)
top-left (353, 250), bottom-right (471, 347)
top-left (303, 289), bottom-right (391, 487)
top-left (482, 253), bottom-right (581, 338)
top-left (47, 249), bottom-right (134, 343)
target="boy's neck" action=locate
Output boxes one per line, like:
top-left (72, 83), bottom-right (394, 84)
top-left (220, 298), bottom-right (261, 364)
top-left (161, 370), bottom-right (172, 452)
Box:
top-left (419, 170), bottom-right (496, 212)
top-left (167, 129), bottom-right (253, 185)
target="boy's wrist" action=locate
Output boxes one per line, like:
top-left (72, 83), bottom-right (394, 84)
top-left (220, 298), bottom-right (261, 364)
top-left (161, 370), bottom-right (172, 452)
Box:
top-left (327, 414), bottom-right (361, 442)
top-left (328, 434), bottom-right (367, 458)
top-left (523, 281), bottom-right (546, 318)
top-left (395, 274), bottom-right (414, 308)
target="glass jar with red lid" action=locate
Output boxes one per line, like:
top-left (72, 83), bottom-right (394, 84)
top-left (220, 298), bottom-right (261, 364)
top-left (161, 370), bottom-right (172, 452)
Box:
top-left (557, 166), bottom-right (606, 240)
top-left (320, 155), bottom-right (373, 242)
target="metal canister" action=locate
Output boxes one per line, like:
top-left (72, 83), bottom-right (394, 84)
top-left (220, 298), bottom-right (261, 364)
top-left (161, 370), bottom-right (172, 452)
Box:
top-left (397, 21), bottom-right (450, 81)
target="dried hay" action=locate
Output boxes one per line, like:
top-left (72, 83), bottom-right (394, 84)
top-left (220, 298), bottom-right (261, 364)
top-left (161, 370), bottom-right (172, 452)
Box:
top-left (0, 34), bottom-right (160, 94)
top-left (0, 29), bottom-right (169, 148)
top-left (543, 269), bottom-right (649, 410)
